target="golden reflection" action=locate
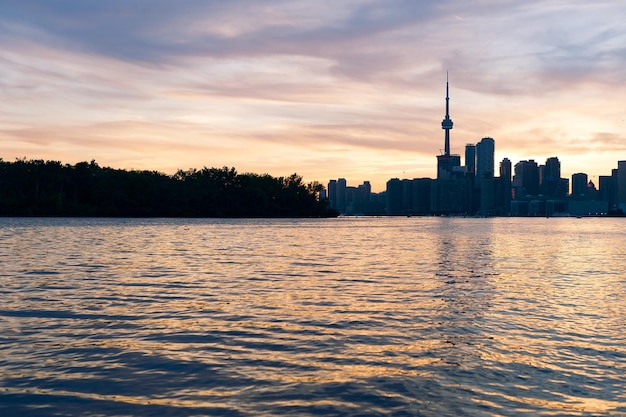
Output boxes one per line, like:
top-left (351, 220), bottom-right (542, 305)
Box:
top-left (0, 386), bottom-right (237, 409)
top-left (2, 217), bottom-right (626, 415)
top-left (470, 387), bottom-right (625, 415)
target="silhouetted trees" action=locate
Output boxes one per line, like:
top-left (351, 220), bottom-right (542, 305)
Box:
top-left (0, 158), bottom-right (337, 217)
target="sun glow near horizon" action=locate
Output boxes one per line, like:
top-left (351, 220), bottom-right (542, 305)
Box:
top-left (1, 1), bottom-right (625, 192)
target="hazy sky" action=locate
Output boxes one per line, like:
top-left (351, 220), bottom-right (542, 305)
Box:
top-left (2, 1), bottom-right (625, 191)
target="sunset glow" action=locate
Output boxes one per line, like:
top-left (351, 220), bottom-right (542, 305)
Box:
top-left (1, 1), bottom-right (625, 191)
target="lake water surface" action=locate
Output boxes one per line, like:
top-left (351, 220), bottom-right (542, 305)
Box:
top-left (0, 217), bottom-right (625, 416)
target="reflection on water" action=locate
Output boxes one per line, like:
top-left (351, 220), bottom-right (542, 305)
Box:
top-left (0, 217), bottom-right (625, 416)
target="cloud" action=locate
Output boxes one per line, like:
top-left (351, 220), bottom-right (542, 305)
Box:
top-left (1, 0), bottom-right (626, 191)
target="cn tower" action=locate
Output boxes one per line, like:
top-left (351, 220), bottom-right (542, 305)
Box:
top-left (441, 72), bottom-right (453, 156)
top-left (436, 72), bottom-right (460, 180)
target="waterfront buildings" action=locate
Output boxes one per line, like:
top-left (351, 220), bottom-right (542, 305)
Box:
top-left (326, 178), bottom-right (384, 215)
top-left (327, 77), bottom-right (626, 216)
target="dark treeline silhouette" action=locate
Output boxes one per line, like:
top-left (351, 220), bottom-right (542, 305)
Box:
top-left (0, 158), bottom-right (338, 217)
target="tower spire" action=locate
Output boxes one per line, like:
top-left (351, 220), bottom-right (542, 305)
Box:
top-left (441, 72), bottom-right (453, 156)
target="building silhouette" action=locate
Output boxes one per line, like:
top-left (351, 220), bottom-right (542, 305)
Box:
top-left (618, 161), bottom-right (626, 211)
top-left (431, 74), bottom-right (471, 214)
top-left (436, 73), bottom-right (461, 180)
top-left (571, 173), bottom-right (589, 198)
top-left (327, 180), bottom-right (337, 209)
top-left (327, 178), bottom-right (384, 215)
top-left (512, 160), bottom-right (540, 199)
top-left (599, 174), bottom-right (617, 210)
top-left (476, 137), bottom-right (495, 181)
top-left (499, 158), bottom-right (512, 214)
top-left (465, 144), bottom-right (476, 178)
top-left (327, 76), bottom-right (625, 217)
top-left (473, 137), bottom-right (495, 215)
top-left (541, 157), bottom-right (567, 198)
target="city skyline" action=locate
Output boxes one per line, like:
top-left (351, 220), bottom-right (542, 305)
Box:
top-left (330, 78), bottom-right (624, 197)
top-left (2, 1), bottom-right (626, 192)
top-left (327, 76), bottom-right (625, 217)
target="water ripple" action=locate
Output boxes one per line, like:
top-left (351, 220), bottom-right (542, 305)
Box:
top-left (0, 217), bottom-right (625, 416)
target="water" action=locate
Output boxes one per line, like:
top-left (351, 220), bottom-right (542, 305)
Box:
top-left (0, 217), bottom-right (624, 416)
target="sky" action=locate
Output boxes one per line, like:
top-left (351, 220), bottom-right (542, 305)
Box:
top-left (1, 1), bottom-right (626, 191)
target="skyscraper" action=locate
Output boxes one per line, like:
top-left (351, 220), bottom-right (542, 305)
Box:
top-left (599, 174), bottom-right (617, 210)
top-left (571, 173), bottom-right (588, 198)
top-left (617, 161), bottom-right (626, 210)
top-left (336, 178), bottom-right (347, 213)
top-left (436, 73), bottom-right (460, 179)
top-left (513, 160), bottom-right (540, 197)
top-left (474, 137), bottom-right (495, 214)
top-left (500, 158), bottom-right (512, 183)
top-left (541, 157), bottom-right (565, 197)
top-left (476, 137), bottom-right (495, 180)
top-left (327, 180), bottom-right (337, 208)
top-left (543, 157), bottom-right (561, 181)
top-left (500, 158), bottom-right (512, 214)
top-left (465, 144), bottom-right (476, 176)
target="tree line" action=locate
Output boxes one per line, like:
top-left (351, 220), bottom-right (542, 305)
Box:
top-left (0, 158), bottom-right (338, 217)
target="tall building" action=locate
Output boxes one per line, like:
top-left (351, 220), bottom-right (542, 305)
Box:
top-left (473, 137), bottom-right (495, 214)
top-left (618, 161), bottom-right (626, 210)
top-left (386, 178), bottom-right (404, 215)
top-left (513, 160), bottom-right (540, 198)
top-left (499, 158), bottom-right (512, 214)
top-left (571, 173), bottom-right (588, 198)
top-left (336, 178), bottom-right (347, 213)
top-left (436, 73), bottom-right (461, 179)
top-left (327, 180), bottom-right (337, 209)
top-left (352, 181), bottom-right (372, 214)
top-left (541, 156), bottom-right (564, 197)
top-left (476, 137), bottom-right (495, 180)
top-left (465, 144), bottom-right (476, 176)
top-left (599, 174), bottom-right (617, 210)
top-left (543, 157), bottom-right (560, 182)
top-left (500, 158), bottom-right (512, 183)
